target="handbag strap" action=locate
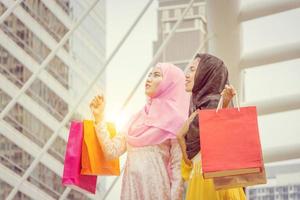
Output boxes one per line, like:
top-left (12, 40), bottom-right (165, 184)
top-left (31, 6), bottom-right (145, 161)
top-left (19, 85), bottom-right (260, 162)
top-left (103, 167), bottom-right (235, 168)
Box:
top-left (216, 93), bottom-right (240, 112)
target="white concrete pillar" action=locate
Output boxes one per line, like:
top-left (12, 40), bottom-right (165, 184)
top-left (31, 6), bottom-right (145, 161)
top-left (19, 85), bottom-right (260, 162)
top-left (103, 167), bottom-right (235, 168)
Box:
top-left (206, 0), bottom-right (242, 99)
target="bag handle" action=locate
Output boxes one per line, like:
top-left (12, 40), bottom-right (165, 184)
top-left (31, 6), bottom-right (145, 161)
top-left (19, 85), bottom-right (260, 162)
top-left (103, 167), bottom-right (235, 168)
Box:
top-left (216, 93), bottom-right (240, 112)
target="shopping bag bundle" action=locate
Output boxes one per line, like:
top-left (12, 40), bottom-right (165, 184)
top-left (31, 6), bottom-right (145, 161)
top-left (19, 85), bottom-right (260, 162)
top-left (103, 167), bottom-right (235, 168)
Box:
top-left (62, 120), bottom-right (120, 194)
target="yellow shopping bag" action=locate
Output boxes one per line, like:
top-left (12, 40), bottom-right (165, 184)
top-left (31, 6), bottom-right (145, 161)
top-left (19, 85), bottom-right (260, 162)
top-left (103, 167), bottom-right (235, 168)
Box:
top-left (81, 120), bottom-right (120, 176)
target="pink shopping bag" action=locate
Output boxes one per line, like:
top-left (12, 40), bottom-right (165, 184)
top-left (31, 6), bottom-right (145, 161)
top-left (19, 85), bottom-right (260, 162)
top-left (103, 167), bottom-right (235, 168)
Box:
top-left (62, 121), bottom-right (97, 194)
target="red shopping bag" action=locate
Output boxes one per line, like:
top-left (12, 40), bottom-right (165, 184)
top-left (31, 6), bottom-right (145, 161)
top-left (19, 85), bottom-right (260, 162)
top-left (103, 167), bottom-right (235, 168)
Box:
top-left (199, 102), bottom-right (266, 187)
top-left (62, 121), bottom-right (97, 194)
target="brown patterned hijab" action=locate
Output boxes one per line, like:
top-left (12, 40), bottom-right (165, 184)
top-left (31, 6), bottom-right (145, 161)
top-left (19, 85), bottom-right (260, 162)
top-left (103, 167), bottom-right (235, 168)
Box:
top-left (185, 53), bottom-right (229, 159)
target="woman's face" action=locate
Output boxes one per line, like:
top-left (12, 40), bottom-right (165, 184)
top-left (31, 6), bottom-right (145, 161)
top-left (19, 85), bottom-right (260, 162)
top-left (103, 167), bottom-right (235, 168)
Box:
top-left (145, 67), bottom-right (163, 97)
top-left (185, 58), bottom-right (200, 92)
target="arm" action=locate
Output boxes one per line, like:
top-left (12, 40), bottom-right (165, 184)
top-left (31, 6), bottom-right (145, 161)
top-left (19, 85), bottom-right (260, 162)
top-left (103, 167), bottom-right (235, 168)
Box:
top-left (95, 122), bottom-right (127, 160)
top-left (90, 95), bottom-right (126, 159)
top-left (169, 139), bottom-right (184, 200)
top-left (176, 129), bottom-right (191, 166)
top-left (176, 111), bottom-right (198, 166)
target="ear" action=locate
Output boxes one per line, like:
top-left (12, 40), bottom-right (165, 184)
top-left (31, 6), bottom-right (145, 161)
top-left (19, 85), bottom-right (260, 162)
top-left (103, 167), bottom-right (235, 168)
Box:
top-left (195, 57), bottom-right (201, 64)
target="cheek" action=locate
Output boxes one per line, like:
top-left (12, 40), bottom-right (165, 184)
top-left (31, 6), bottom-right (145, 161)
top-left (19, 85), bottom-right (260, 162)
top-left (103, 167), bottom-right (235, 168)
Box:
top-left (152, 78), bottom-right (162, 90)
top-left (190, 73), bottom-right (196, 88)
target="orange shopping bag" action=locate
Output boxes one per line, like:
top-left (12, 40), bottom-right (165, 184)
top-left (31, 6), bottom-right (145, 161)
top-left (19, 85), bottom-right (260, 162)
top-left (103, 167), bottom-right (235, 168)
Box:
top-left (199, 96), bottom-right (266, 188)
top-left (81, 120), bottom-right (120, 176)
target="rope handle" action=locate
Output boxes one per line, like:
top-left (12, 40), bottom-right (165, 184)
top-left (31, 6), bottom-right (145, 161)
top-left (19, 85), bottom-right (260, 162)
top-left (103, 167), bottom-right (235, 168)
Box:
top-left (216, 93), bottom-right (240, 112)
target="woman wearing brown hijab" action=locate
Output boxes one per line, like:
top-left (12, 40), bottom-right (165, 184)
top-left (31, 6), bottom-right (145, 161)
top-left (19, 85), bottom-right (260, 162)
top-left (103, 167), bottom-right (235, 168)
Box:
top-left (177, 54), bottom-right (246, 200)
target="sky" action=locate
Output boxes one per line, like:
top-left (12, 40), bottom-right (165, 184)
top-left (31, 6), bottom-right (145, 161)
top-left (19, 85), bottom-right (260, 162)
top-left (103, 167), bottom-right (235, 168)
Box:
top-left (103, 0), bottom-right (300, 198)
top-left (105, 0), bottom-right (158, 130)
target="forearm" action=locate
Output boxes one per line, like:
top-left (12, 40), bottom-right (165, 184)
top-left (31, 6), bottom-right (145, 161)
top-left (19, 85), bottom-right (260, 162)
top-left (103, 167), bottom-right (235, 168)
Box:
top-left (177, 135), bottom-right (188, 159)
top-left (95, 122), bottom-right (127, 160)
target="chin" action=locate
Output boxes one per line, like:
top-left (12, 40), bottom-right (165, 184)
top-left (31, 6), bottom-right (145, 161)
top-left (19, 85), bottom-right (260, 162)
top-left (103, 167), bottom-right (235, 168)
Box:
top-left (146, 92), bottom-right (155, 98)
top-left (185, 87), bottom-right (192, 92)
top-left (145, 91), bottom-right (151, 97)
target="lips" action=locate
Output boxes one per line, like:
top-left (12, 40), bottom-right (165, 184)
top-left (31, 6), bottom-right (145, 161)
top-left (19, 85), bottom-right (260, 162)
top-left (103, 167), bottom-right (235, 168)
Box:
top-left (145, 83), bottom-right (151, 88)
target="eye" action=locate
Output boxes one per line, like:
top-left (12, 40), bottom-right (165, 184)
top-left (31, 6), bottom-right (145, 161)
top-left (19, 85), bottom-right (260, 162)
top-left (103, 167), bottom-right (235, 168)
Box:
top-left (154, 72), bottom-right (161, 77)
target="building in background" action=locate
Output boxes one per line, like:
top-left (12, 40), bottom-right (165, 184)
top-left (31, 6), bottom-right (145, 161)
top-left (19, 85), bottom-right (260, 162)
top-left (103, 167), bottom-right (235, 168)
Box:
top-left (0, 0), bottom-right (105, 199)
top-left (153, 0), bottom-right (206, 70)
top-left (247, 183), bottom-right (300, 200)
top-left (247, 161), bottom-right (300, 200)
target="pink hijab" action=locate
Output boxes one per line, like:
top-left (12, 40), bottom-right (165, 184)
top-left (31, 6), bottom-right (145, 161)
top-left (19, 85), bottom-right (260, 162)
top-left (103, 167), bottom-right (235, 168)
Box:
top-left (125, 63), bottom-right (190, 147)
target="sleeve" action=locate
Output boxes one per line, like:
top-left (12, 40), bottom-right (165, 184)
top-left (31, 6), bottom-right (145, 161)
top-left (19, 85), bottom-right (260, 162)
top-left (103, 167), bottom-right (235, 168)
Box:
top-left (169, 139), bottom-right (184, 200)
top-left (95, 122), bottom-right (127, 160)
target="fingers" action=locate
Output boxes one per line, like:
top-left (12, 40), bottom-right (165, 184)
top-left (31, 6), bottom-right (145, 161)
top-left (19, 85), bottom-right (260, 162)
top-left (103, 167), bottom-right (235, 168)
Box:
top-left (183, 157), bottom-right (192, 166)
top-left (186, 159), bottom-right (192, 167)
top-left (96, 95), bottom-right (105, 105)
top-left (90, 99), bottom-right (96, 108)
top-left (90, 94), bottom-right (105, 109)
top-left (96, 95), bottom-right (102, 102)
top-left (221, 85), bottom-right (236, 97)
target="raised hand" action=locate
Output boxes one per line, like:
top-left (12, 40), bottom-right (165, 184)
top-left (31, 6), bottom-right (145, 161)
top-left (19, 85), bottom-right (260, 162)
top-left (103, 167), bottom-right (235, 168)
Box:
top-left (90, 95), bottom-right (105, 124)
top-left (221, 84), bottom-right (236, 108)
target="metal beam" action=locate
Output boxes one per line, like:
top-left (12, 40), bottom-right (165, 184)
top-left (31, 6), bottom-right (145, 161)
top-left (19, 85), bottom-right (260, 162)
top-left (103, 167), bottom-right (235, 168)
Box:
top-left (242, 93), bottom-right (300, 115)
top-left (0, 120), bottom-right (63, 176)
top-left (0, 0), bottom-right (97, 122)
top-left (0, 0), bottom-right (23, 24)
top-left (0, 73), bottom-right (68, 141)
top-left (1, 0), bottom-right (137, 197)
top-left (58, 188), bottom-right (72, 200)
top-left (2, 0), bottom-right (92, 84)
top-left (40, 0), bottom-right (105, 63)
top-left (76, 0), bottom-right (105, 27)
top-left (240, 41), bottom-right (300, 69)
top-left (0, 29), bottom-right (72, 105)
top-left (239, 0), bottom-right (300, 22)
top-left (0, 163), bottom-right (55, 200)
top-left (5, 0), bottom-right (151, 197)
top-left (0, 117), bottom-right (93, 200)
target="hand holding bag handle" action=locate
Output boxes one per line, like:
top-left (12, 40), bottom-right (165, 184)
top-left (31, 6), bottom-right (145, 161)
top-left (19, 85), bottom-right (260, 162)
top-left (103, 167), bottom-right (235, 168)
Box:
top-left (216, 92), bottom-right (240, 112)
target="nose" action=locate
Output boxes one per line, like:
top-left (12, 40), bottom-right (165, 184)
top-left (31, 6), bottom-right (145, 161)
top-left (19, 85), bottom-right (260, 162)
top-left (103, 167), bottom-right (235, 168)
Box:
top-left (146, 77), bottom-right (152, 83)
top-left (185, 72), bottom-right (190, 79)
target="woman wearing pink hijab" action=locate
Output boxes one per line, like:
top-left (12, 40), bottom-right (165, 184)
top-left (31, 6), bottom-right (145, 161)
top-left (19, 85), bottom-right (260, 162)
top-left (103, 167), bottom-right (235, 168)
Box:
top-left (90, 63), bottom-right (190, 200)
